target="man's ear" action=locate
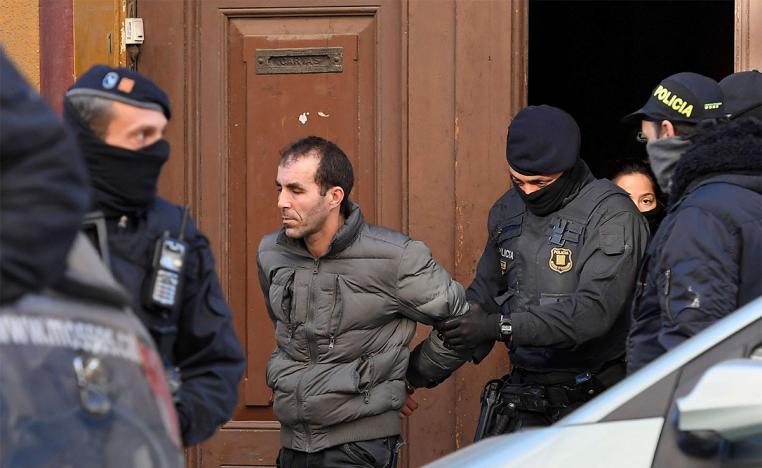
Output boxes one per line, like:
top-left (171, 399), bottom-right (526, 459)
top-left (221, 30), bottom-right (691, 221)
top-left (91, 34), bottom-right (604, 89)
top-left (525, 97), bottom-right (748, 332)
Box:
top-left (327, 186), bottom-right (345, 210)
top-left (659, 120), bottom-right (676, 138)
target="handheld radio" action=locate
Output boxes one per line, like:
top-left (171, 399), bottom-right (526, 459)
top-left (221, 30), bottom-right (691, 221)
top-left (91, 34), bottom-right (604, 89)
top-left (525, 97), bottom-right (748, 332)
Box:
top-left (144, 206), bottom-right (190, 312)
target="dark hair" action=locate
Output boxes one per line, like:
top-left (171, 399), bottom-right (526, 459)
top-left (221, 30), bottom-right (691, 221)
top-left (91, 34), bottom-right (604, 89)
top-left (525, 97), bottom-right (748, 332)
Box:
top-left (607, 158), bottom-right (664, 203)
top-left (645, 119), bottom-right (699, 139)
top-left (67, 95), bottom-right (114, 139)
top-left (672, 121), bottom-right (699, 138)
top-left (279, 136), bottom-right (354, 218)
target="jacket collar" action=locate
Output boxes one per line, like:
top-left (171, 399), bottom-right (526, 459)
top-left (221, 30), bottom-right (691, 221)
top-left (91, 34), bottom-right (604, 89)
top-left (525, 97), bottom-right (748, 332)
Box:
top-left (276, 201), bottom-right (365, 258)
top-left (669, 118), bottom-right (762, 206)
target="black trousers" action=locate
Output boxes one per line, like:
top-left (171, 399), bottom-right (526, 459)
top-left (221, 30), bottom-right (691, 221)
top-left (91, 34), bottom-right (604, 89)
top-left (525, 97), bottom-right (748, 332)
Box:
top-left (277, 436), bottom-right (403, 468)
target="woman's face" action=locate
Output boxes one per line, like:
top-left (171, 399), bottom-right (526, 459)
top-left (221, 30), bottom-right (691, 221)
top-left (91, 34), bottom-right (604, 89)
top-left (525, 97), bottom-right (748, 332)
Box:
top-left (614, 172), bottom-right (657, 212)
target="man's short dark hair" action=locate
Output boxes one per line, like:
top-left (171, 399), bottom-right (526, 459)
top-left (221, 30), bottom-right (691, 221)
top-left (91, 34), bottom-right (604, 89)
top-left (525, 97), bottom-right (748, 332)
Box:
top-left (67, 95), bottom-right (114, 139)
top-left (672, 121), bottom-right (699, 139)
top-left (646, 120), bottom-right (699, 139)
top-left (280, 136), bottom-right (354, 218)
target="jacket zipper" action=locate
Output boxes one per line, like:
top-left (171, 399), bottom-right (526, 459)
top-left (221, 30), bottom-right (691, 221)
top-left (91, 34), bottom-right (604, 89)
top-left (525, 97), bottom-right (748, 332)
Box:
top-left (663, 269), bottom-right (673, 321)
top-left (328, 275), bottom-right (341, 350)
top-left (287, 323), bottom-right (297, 342)
top-left (305, 258), bottom-right (320, 362)
top-left (361, 353), bottom-right (375, 404)
top-left (295, 258), bottom-right (320, 452)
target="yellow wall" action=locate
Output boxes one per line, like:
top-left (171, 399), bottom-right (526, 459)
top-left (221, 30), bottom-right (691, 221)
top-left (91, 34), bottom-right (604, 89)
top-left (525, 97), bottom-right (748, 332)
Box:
top-left (0, 0), bottom-right (40, 89)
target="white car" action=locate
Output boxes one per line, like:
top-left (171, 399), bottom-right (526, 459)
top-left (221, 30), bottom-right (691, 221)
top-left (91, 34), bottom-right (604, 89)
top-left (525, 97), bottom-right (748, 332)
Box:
top-left (428, 297), bottom-right (762, 468)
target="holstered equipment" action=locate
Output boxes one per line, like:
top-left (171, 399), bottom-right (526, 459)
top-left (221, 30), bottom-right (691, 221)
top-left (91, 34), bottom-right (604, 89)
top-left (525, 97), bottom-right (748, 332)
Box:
top-left (473, 360), bottom-right (625, 442)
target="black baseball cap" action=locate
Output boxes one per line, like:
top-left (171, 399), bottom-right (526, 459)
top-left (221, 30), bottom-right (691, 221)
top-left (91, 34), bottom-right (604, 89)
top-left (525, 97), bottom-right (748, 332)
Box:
top-left (719, 70), bottom-right (762, 121)
top-left (66, 65), bottom-right (171, 119)
top-left (623, 72), bottom-right (724, 124)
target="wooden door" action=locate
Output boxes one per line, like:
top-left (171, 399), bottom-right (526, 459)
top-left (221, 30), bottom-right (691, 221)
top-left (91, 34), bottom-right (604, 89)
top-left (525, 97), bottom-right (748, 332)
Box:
top-left (140, 1), bottom-right (403, 466)
top-left (139, 0), bottom-right (526, 465)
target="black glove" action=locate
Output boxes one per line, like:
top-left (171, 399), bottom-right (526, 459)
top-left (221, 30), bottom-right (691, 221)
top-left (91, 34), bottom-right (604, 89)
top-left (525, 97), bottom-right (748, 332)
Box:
top-left (437, 303), bottom-right (500, 351)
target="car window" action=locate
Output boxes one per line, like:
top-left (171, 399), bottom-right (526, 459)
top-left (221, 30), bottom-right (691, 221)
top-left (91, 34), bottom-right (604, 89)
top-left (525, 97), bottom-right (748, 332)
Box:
top-left (602, 369), bottom-right (680, 422)
top-left (651, 317), bottom-right (762, 467)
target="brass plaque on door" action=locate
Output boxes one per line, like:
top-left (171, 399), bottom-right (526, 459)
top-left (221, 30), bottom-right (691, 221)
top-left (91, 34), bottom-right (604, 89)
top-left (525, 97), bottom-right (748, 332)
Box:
top-left (255, 47), bottom-right (343, 74)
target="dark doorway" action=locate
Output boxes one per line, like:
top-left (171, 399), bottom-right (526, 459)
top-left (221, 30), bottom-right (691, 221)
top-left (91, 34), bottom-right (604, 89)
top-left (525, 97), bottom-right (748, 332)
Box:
top-left (528, 0), bottom-right (735, 177)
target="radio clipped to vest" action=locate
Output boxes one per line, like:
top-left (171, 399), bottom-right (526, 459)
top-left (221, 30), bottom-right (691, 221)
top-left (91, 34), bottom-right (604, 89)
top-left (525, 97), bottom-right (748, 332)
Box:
top-left (143, 205), bottom-right (190, 313)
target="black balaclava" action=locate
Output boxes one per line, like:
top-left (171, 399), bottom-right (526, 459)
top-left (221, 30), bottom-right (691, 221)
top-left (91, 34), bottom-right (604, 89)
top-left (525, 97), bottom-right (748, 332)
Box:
top-left (516, 158), bottom-right (588, 216)
top-left (64, 98), bottom-right (169, 217)
top-left (507, 105), bottom-right (587, 216)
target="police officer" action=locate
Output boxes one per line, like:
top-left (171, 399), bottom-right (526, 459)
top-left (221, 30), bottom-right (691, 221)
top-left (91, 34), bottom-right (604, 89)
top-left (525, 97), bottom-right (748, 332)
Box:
top-left (439, 105), bottom-right (648, 436)
top-left (1, 49), bottom-right (89, 304)
top-left (62, 65), bottom-right (245, 446)
top-left (719, 70), bottom-right (762, 121)
top-left (626, 72), bottom-right (761, 374)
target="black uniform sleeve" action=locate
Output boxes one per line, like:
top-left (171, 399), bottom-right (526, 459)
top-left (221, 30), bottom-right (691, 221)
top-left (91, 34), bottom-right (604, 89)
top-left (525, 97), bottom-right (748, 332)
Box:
top-left (172, 225), bottom-right (245, 446)
top-left (512, 210), bottom-right (648, 349)
top-left (0, 50), bottom-right (89, 304)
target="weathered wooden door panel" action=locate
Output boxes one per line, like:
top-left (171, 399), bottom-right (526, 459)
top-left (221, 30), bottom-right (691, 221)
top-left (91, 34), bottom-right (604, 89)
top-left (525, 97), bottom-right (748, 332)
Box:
top-left (139, 1), bottom-right (518, 466)
top-left (230, 15), bottom-right (377, 409)
top-left (192, 3), bottom-right (402, 467)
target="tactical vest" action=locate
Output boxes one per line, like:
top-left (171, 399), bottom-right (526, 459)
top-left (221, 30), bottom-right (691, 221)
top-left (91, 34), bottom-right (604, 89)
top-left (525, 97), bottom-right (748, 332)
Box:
top-left (491, 180), bottom-right (629, 373)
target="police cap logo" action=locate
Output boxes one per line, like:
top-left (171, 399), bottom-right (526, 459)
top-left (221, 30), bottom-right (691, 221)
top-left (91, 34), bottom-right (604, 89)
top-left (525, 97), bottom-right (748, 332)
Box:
top-left (102, 72), bottom-right (119, 90)
top-left (549, 247), bottom-right (573, 274)
top-left (652, 85), bottom-right (694, 118)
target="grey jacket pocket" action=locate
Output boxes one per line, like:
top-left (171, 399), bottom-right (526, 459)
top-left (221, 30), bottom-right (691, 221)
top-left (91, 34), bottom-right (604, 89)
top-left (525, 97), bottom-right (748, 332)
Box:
top-left (268, 268), bottom-right (295, 323)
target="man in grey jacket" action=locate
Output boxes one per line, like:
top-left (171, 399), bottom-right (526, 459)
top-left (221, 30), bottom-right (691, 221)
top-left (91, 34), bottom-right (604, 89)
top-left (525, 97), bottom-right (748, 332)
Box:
top-left (257, 136), bottom-right (471, 468)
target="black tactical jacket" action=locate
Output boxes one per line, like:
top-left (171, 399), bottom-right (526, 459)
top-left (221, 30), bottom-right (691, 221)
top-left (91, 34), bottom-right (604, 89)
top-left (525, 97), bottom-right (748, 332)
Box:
top-left (468, 164), bottom-right (648, 374)
top-left (102, 197), bottom-right (245, 446)
top-left (627, 119), bottom-right (762, 374)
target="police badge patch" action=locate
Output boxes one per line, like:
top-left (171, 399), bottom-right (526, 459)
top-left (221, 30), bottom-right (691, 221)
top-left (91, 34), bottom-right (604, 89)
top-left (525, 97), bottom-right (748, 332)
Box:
top-left (549, 247), bottom-right (573, 274)
top-left (498, 248), bottom-right (513, 275)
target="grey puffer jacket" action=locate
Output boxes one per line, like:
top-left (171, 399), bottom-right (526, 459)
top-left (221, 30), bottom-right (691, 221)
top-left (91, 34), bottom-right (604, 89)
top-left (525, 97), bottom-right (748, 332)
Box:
top-left (257, 203), bottom-right (469, 452)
